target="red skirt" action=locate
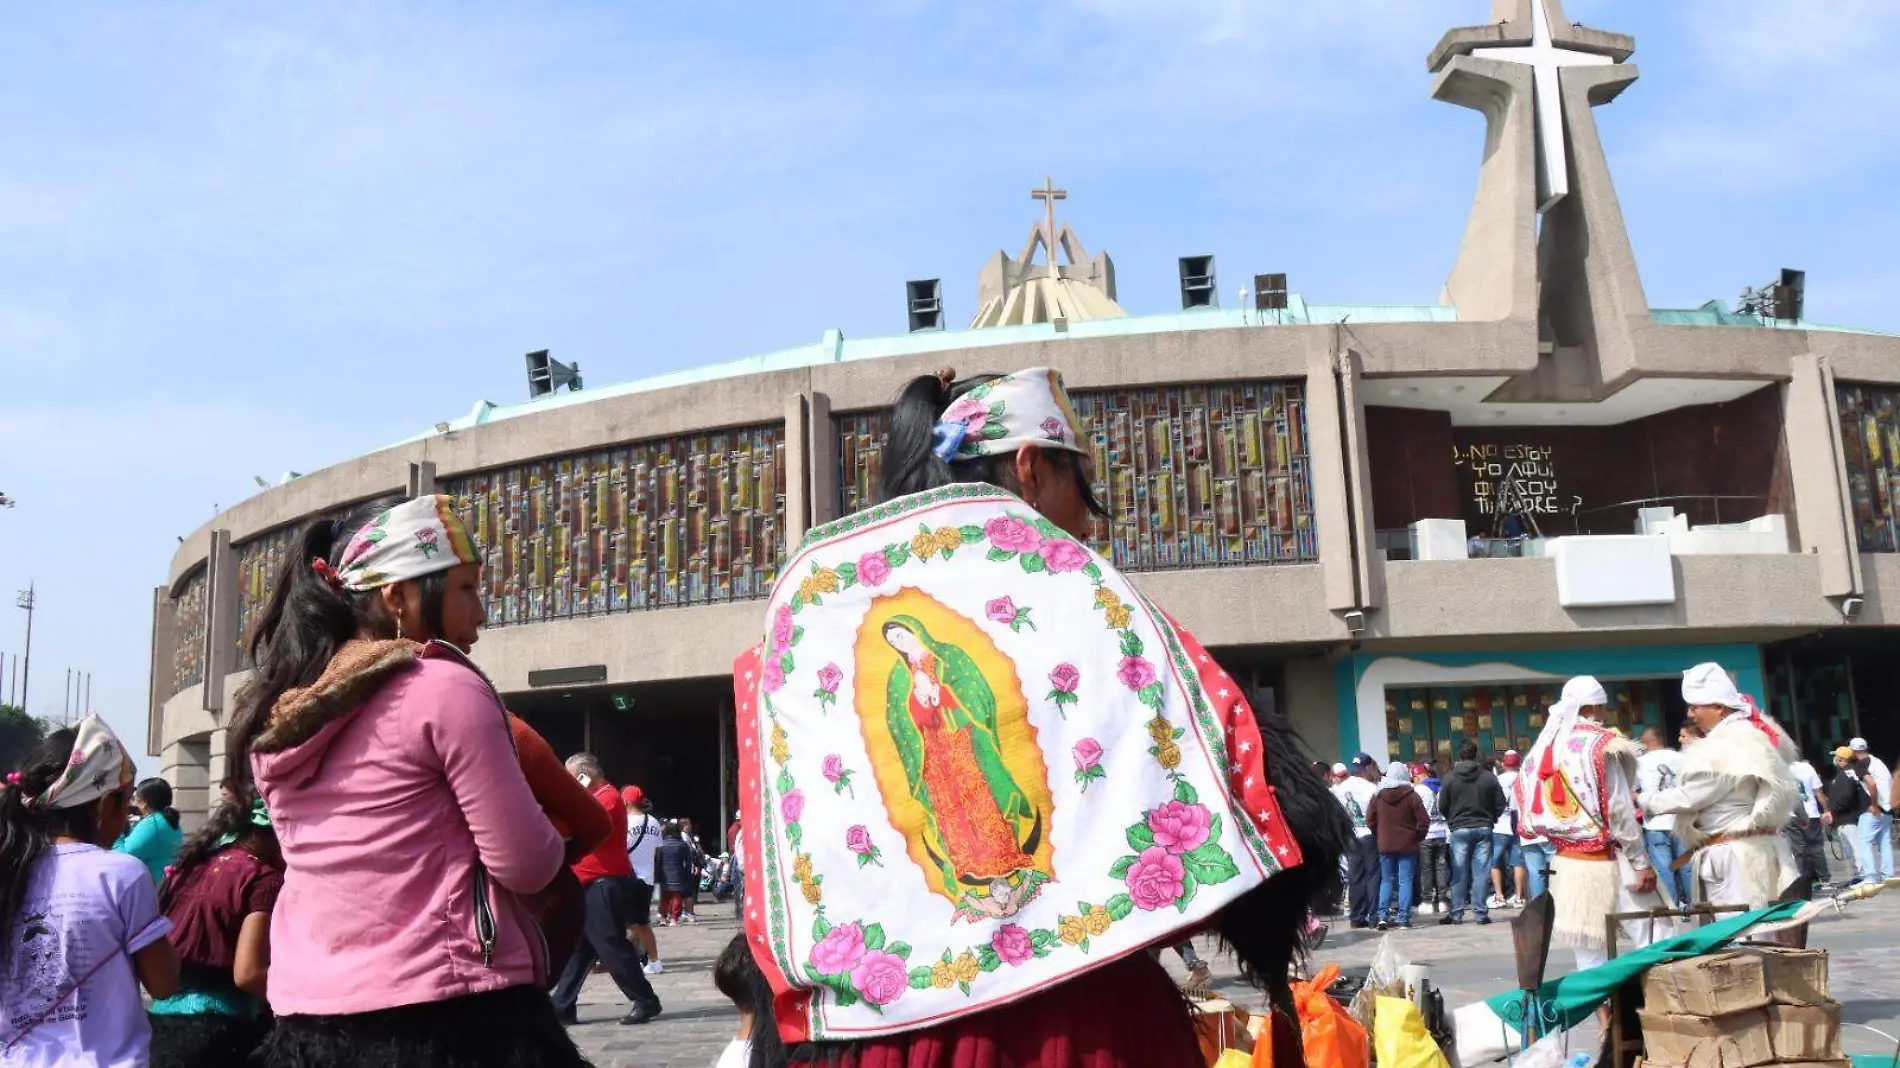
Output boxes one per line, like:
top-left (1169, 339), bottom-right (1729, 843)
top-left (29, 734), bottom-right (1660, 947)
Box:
top-left (828, 951), bottom-right (1203, 1068)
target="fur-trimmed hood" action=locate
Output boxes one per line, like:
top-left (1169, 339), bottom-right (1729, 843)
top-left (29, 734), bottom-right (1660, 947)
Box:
top-left (251, 638), bottom-right (420, 775)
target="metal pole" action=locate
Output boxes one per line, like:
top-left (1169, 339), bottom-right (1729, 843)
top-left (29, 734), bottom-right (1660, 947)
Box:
top-left (16, 584), bottom-right (33, 713)
top-left (64, 668), bottom-right (71, 725)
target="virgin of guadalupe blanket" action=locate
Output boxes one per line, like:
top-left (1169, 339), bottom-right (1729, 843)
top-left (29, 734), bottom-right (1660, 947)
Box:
top-left (734, 484), bottom-right (1303, 1042)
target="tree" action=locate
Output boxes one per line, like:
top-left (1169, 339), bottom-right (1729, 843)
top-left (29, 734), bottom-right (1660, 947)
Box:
top-left (0, 703), bottom-right (49, 773)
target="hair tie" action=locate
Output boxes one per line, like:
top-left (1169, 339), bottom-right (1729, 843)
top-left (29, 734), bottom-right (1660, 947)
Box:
top-left (310, 557), bottom-right (347, 592)
top-left (4, 772), bottom-right (19, 786)
top-left (934, 366), bottom-right (957, 391)
top-left (930, 421), bottom-right (968, 462)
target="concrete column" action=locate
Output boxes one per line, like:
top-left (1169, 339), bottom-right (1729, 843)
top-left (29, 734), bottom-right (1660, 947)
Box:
top-left (409, 460), bottom-right (437, 497)
top-left (1338, 349), bottom-right (1383, 613)
top-left (783, 394), bottom-right (811, 550)
top-left (1305, 334), bottom-right (1357, 613)
top-left (160, 734), bottom-right (213, 834)
top-left (1542, 63), bottom-right (1648, 391)
top-left (807, 391), bottom-right (840, 527)
top-left (146, 587), bottom-right (177, 758)
top-left (1430, 56), bottom-right (1539, 322)
top-left (1785, 354), bottom-right (1860, 597)
top-left (207, 726), bottom-right (230, 797)
top-left (203, 530), bottom-right (237, 716)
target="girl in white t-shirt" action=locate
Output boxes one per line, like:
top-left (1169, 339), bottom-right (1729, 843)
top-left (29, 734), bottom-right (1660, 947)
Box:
top-left (0, 717), bottom-right (181, 1067)
top-left (711, 934), bottom-right (779, 1068)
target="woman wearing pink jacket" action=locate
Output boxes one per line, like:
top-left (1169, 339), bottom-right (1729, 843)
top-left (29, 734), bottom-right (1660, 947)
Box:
top-left (227, 495), bottom-right (584, 1068)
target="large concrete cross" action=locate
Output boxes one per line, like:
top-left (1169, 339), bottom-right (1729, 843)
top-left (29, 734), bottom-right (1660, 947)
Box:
top-left (1031, 176), bottom-right (1067, 280)
top-left (1469, 0), bottom-right (1613, 212)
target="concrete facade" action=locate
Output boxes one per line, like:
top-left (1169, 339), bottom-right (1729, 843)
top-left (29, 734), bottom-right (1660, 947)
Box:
top-left (148, 0), bottom-right (1900, 821)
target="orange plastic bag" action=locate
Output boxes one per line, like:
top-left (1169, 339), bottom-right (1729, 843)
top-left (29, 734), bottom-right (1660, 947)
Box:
top-left (1252, 964), bottom-right (1370, 1068)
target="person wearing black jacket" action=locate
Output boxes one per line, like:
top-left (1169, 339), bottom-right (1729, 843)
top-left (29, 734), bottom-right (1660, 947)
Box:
top-left (1827, 746), bottom-right (1875, 884)
top-left (1436, 742), bottom-right (1508, 925)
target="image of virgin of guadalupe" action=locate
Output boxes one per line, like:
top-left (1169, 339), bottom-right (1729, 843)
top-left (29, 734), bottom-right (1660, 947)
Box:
top-left (881, 616), bottom-right (1043, 919)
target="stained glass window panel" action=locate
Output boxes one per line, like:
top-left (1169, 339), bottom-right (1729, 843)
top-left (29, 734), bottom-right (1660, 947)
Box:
top-left (170, 569), bottom-right (208, 696)
top-left (441, 423), bottom-right (786, 627)
top-left (837, 381), bottom-right (1318, 572)
top-left (1836, 382), bottom-right (1900, 553)
top-left (233, 524), bottom-right (301, 665)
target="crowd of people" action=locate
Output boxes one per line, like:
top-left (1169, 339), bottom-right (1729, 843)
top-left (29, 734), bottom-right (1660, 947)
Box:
top-left (1326, 677), bottom-right (1897, 942)
top-left (0, 496), bottom-right (747, 1068)
top-left (0, 367), bottom-right (1359, 1068)
top-left (4, 365), bottom-right (1893, 1068)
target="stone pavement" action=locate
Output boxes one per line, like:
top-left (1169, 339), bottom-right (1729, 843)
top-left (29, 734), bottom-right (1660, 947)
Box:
top-left (566, 893), bottom-right (1900, 1066)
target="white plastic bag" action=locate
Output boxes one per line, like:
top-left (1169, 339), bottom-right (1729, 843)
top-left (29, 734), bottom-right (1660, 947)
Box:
top-left (1506, 1033), bottom-right (1573, 1068)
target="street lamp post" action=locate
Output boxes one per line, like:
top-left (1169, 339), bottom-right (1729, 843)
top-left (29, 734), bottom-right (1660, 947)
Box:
top-left (15, 584), bottom-right (33, 713)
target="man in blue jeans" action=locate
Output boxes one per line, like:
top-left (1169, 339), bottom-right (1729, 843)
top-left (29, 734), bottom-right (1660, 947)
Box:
top-left (1437, 740), bottom-right (1507, 925)
top-left (1635, 727), bottom-right (1693, 907)
top-left (1850, 739), bottom-right (1894, 883)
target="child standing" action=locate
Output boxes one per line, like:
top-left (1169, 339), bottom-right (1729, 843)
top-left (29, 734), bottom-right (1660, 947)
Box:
top-left (711, 934), bottom-right (780, 1068)
top-left (655, 822), bottom-right (696, 926)
top-left (0, 716), bottom-right (181, 1066)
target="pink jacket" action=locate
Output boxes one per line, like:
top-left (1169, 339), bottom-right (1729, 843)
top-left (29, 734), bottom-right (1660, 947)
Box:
top-left (251, 640), bottom-right (564, 1015)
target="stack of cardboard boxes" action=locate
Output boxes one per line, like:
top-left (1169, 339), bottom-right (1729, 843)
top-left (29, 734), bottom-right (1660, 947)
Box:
top-left (1637, 947), bottom-right (1842, 1067)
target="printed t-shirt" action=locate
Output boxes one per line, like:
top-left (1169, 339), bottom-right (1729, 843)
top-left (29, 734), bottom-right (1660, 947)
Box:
top-left (0, 843), bottom-right (173, 1068)
top-left (625, 813), bottom-right (662, 885)
top-left (1332, 777), bottom-right (1377, 838)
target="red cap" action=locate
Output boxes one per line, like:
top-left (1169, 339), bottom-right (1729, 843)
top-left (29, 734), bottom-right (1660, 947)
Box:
top-left (620, 785), bottom-right (645, 807)
top-left (1502, 751), bottom-right (1522, 769)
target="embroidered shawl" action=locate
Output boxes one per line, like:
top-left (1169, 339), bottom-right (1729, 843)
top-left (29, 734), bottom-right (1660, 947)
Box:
top-left (734, 484), bottom-right (1301, 1041)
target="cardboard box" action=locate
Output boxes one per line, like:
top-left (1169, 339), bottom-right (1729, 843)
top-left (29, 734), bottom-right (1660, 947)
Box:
top-left (1755, 947), bottom-right (1830, 1005)
top-left (1642, 953), bottom-right (1774, 1017)
top-left (1768, 1002), bottom-right (1842, 1061)
top-left (1637, 1009), bottom-right (1775, 1067)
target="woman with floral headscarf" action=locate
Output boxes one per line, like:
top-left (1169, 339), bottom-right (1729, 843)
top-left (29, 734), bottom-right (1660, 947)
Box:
top-left (225, 495), bottom-right (585, 1068)
top-left (0, 715), bottom-right (181, 1065)
top-left (733, 368), bottom-right (1352, 1067)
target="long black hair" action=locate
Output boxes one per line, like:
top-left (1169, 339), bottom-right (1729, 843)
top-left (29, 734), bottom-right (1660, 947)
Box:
top-left (225, 495), bottom-right (404, 788)
top-left (0, 728), bottom-right (113, 966)
top-left (135, 777), bottom-right (180, 831)
top-left (1213, 708), bottom-right (1353, 1025)
top-left (878, 371), bottom-right (1107, 517)
top-left (713, 933), bottom-right (786, 1068)
top-left (159, 792), bottom-right (282, 915)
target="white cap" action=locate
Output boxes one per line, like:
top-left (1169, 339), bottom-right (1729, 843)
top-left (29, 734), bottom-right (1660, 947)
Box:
top-left (1850, 737), bottom-right (1869, 752)
top-left (1330, 762), bottom-right (1348, 775)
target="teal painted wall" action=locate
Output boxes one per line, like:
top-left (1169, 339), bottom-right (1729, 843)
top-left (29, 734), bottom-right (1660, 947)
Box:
top-left (1332, 643), bottom-right (1765, 758)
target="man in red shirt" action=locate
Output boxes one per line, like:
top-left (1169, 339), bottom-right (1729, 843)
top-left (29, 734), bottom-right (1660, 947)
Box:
top-left (551, 752), bottom-right (662, 1026)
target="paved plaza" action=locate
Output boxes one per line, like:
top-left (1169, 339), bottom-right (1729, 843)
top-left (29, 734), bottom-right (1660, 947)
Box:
top-left (566, 892), bottom-right (1900, 1067)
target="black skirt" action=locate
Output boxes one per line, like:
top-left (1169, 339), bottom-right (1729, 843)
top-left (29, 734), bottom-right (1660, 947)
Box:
top-left (149, 1012), bottom-right (269, 1068)
top-left (258, 985), bottom-right (592, 1068)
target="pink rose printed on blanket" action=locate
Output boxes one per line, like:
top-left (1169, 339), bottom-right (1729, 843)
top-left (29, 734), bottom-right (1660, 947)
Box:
top-left (1109, 791), bottom-right (1240, 914)
top-left (1046, 663), bottom-right (1080, 718)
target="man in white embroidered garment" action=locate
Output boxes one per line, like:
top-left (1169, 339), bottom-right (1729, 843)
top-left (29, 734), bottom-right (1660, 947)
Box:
top-left (1513, 676), bottom-right (1669, 970)
top-left (1642, 663), bottom-right (1802, 909)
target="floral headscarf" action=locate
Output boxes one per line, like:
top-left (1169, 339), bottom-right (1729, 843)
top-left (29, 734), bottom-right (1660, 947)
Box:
top-left (932, 368), bottom-right (1087, 463)
top-left (329, 495), bottom-right (481, 592)
top-left (27, 714), bottom-right (134, 812)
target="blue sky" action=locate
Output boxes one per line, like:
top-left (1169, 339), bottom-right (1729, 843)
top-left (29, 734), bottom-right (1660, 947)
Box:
top-left (2, 0), bottom-right (1896, 768)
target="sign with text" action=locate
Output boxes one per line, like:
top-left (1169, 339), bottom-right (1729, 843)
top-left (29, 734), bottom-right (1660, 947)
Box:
top-left (1454, 443), bottom-right (1572, 517)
